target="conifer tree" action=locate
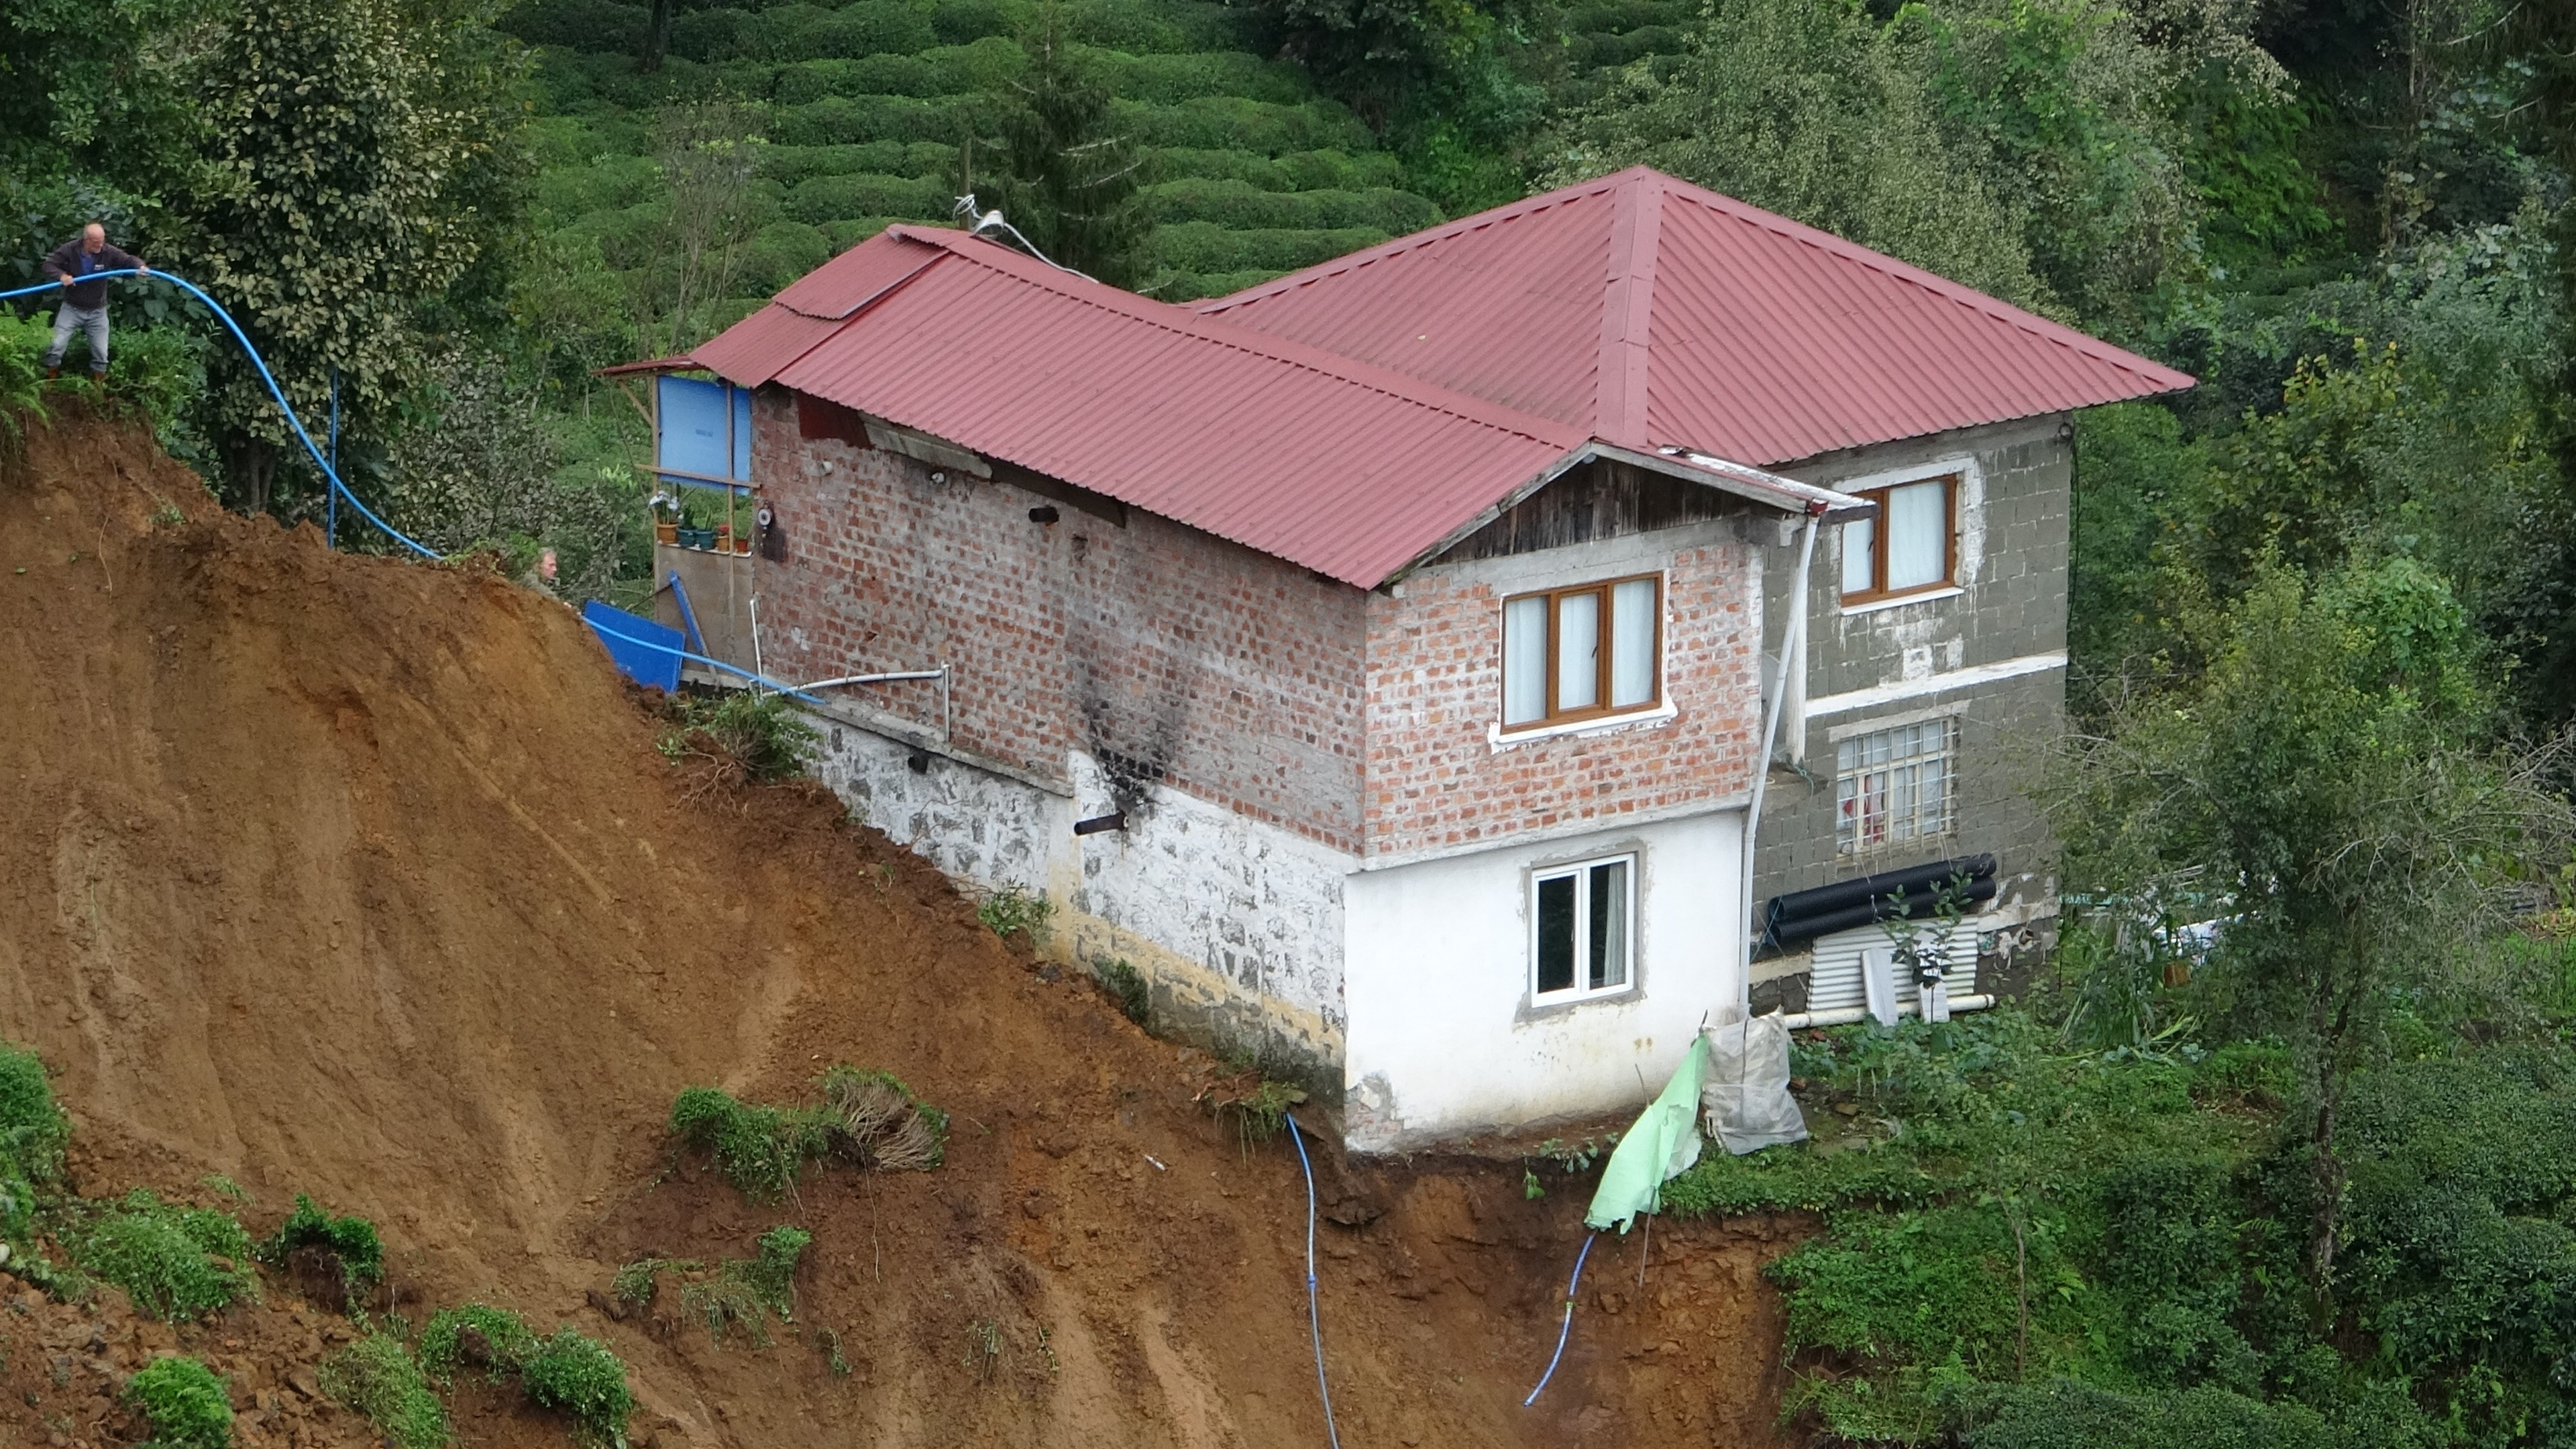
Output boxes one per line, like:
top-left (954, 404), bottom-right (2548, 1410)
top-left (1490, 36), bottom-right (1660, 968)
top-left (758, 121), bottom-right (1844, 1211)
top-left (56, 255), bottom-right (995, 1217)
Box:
top-left (994, 25), bottom-right (1146, 289)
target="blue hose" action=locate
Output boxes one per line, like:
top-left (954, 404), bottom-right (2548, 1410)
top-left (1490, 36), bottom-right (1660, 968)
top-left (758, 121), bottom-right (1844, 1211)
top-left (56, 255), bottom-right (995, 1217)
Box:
top-left (1284, 1113), bottom-right (1343, 1449)
top-left (1523, 1232), bottom-right (1597, 1408)
top-left (1, 269), bottom-right (439, 560)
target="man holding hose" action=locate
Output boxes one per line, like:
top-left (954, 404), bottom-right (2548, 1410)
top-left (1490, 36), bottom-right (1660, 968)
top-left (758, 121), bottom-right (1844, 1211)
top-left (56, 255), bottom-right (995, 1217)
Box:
top-left (40, 223), bottom-right (150, 380)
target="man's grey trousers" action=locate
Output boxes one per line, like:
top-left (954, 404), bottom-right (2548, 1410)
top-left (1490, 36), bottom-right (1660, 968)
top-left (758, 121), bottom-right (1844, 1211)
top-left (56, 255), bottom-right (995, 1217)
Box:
top-left (42, 303), bottom-right (109, 372)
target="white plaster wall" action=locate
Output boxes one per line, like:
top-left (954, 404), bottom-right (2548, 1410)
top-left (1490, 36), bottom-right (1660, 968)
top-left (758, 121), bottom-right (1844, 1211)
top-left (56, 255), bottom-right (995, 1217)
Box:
top-left (1341, 807), bottom-right (1746, 1151)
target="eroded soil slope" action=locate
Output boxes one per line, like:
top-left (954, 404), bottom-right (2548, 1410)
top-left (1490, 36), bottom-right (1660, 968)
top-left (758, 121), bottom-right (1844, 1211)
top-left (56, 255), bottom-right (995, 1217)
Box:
top-left (0, 413), bottom-right (1798, 1448)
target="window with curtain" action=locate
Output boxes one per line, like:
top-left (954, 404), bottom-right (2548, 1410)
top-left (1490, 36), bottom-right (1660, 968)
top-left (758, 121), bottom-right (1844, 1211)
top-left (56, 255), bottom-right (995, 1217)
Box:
top-left (1839, 474), bottom-right (1958, 604)
top-left (1499, 575), bottom-right (1663, 730)
top-left (1532, 853), bottom-right (1635, 1000)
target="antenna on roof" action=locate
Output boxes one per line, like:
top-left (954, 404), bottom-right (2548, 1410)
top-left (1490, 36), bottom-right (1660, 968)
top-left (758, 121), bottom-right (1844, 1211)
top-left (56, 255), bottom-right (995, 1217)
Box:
top-left (951, 192), bottom-right (1097, 284)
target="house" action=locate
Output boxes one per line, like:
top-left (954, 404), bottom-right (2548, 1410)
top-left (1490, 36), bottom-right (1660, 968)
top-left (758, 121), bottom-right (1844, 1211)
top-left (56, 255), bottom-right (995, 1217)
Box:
top-left (617, 166), bottom-right (2189, 1150)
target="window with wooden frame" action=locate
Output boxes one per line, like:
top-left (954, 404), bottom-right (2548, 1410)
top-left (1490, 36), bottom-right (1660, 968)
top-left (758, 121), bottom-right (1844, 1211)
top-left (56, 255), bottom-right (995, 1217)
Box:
top-left (1500, 575), bottom-right (1662, 731)
top-left (1839, 474), bottom-right (1959, 604)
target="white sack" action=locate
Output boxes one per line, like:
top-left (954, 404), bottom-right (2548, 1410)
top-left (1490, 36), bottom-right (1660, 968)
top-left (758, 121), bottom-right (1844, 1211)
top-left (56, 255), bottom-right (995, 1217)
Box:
top-left (1701, 1011), bottom-right (1809, 1156)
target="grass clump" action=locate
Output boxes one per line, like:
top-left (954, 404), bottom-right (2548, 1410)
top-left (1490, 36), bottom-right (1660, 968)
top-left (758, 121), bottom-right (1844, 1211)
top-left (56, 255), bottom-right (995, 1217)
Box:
top-left (819, 1066), bottom-right (949, 1171)
top-left (1095, 958), bottom-right (1151, 1026)
top-left (667, 1086), bottom-right (836, 1200)
top-left (1201, 1075), bottom-right (1307, 1150)
top-left (125, 1354), bottom-right (233, 1449)
top-left (71, 1191), bottom-right (258, 1322)
top-left (521, 1328), bottom-right (635, 1447)
top-left (419, 1303), bottom-right (543, 1383)
top-left (317, 1332), bottom-right (448, 1449)
top-left (609, 1255), bottom-right (699, 1308)
top-left (256, 1194), bottom-right (384, 1306)
top-left (974, 883), bottom-right (1054, 944)
top-left (680, 1225), bottom-right (811, 1345)
top-left (419, 1306), bottom-right (631, 1446)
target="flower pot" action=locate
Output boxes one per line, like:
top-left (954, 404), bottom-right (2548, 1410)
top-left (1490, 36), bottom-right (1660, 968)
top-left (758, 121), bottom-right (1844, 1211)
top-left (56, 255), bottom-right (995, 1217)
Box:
top-left (2161, 961), bottom-right (2192, 989)
top-left (733, 535), bottom-right (751, 555)
top-left (655, 521), bottom-right (678, 545)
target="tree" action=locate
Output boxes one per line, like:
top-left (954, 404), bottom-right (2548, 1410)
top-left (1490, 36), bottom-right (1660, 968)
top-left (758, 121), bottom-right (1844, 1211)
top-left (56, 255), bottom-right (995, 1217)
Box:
top-left (2055, 557), bottom-right (2567, 1322)
top-left (994, 27), bottom-right (1146, 289)
top-left (1544, 0), bottom-right (2053, 315)
top-left (638, 99), bottom-right (764, 357)
top-left (178, 0), bottom-right (520, 517)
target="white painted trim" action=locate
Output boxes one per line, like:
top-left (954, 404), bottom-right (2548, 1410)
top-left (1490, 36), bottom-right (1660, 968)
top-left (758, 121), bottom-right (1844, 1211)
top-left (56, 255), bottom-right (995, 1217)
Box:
top-left (1805, 651), bottom-right (2068, 720)
top-left (1825, 698), bottom-right (1970, 744)
top-left (1839, 584), bottom-right (1964, 617)
top-left (1488, 700), bottom-right (1678, 750)
top-left (1358, 793), bottom-right (1748, 872)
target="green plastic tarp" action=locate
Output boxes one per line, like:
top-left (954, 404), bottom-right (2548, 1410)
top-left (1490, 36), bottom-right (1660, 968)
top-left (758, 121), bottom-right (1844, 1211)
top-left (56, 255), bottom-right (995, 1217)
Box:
top-left (1584, 1035), bottom-right (1708, 1233)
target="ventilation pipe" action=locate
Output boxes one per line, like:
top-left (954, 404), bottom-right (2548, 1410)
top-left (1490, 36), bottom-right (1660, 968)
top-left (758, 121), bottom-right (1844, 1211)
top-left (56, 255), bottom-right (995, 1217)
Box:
top-left (1740, 506), bottom-right (1824, 1008)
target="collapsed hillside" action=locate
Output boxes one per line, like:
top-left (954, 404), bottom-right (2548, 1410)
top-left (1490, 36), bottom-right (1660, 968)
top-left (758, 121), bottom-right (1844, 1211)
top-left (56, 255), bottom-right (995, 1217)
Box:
top-left (0, 411), bottom-right (1798, 1448)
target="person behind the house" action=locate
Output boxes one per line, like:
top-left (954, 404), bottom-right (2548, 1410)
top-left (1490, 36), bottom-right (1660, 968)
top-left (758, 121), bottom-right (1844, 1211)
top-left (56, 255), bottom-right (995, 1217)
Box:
top-left (40, 223), bottom-right (151, 381)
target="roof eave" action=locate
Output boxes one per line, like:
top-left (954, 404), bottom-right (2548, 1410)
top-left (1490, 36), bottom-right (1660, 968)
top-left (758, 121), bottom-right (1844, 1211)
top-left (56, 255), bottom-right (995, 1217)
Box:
top-left (1376, 441), bottom-right (1868, 588)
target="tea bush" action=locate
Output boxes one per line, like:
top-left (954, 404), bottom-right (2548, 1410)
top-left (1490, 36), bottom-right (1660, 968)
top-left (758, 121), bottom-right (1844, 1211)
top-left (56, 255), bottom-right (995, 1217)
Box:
top-left (419, 1303), bottom-right (542, 1383)
top-left (72, 1191), bottom-right (258, 1322)
top-left (519, 1328), bottom-right (635, 1446)
top-left (667, 1086), bottom-right (836, 1199)
top-left (317, 1332), bottom-right (448, 1449)
top-left (257, 1193), bottom-right (384, 1299)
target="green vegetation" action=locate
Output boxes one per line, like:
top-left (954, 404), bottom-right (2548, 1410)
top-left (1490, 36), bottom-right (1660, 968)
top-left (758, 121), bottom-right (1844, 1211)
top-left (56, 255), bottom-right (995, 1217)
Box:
top-left (0, 1042), bottom-right (68, 1240)
top-left (317, 1332), bottom-right (449, 1449)
top-left (257, 1193), bottom-right (386, 1304)
top-left (677, 1224), bottom-right (810, 1344)
top-left (1095, 957), bottom-right (1150, 1025)
top-left (670, 1065), bottom-right (948, 1197)
top-left (417, 1305), bottom-right (631, 1446)
top-left (125, 1356), bottom-right (235, 1449)
top-left (1204, 1075), bottom-right (1306, 1148)
top-left (419, 1303), bottom-right (545, 1383)
top-left (974, 883), bottom-right (1054, 943)
top-left (657, 689), bottom-right (821, 784)
top-left (68, 1191), bottom-right (259, 1322)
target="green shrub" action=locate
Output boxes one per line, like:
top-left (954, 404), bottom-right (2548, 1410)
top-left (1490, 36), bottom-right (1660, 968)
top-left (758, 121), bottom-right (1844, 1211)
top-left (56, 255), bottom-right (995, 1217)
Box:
top-left (257, 1194), bottom-right (384, 1301)
top-left (661, 690), bottom-right (819, 784)
top-left (0, 313), bottom-right (50, 445)
top-left (317, 1333), bottom-right (449, 1449)
top-left (974, 883), bottom-right (1053, 943)
top-left (783, 172), bottom-right (952, 225)
top-left (667, 1086), bottom-right (836, 1199)
top-left (610, 1255), bottom-right (697, 1307)
top-left (1144, 220), bottom-right (1393, 276)
top-left (519, 1328), bottom-right (635, 1447)
top-left (0, 1042), bottom-right (67, 1236)
top-left (419, 1304), bottom-right (541, 1384)
top-left (125, 1355), bottom-right (233, 1449)
top-left (73, 1192), bottom-right (258, 1322)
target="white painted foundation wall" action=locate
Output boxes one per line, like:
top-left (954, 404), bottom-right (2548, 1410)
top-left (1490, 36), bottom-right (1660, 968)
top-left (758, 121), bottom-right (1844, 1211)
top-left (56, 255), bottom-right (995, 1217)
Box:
top-left (1340, 808), bottom-right (1748, 1152)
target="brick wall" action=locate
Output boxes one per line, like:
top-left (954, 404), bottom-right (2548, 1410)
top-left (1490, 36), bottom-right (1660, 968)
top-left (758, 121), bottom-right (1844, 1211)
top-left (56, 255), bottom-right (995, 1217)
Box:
top-left (1362, 529), bottom-right (1764, 861)
top-left (750, 389), bottom-right (1371, 852)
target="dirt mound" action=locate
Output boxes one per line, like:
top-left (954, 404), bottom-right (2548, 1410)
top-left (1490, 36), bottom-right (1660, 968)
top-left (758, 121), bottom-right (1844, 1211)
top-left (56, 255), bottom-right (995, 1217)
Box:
top-left (0, 411), bottom-right (1798, 1448)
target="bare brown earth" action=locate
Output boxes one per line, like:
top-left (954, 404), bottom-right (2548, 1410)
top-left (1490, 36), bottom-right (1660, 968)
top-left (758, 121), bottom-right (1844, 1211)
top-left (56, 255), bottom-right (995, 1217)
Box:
top-left (0, 411), bottom-right (1802, 1449)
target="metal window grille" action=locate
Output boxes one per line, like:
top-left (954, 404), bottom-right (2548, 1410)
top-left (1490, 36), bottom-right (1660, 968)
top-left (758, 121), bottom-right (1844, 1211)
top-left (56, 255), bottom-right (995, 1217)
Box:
top-left (1835, 718), bottom-right (1956, 855)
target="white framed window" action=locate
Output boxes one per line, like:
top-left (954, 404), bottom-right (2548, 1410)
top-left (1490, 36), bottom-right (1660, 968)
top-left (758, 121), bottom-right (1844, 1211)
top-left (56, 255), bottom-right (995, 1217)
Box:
top-left (1501, 574), bottom-right (1662, 730)
top-left (1532, 853), bottom-right (1635, 1001)
top-left (1835, 718), bottom-right (1957, 854)
top-left (1839, 474), bottom-right (1957, 604)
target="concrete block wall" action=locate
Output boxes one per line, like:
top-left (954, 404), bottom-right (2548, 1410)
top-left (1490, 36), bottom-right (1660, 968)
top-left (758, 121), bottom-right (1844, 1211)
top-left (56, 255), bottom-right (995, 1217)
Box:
top-left (1756, 414), bottom-right (2072, 910)
top-left (749, 388), bottom-right (1371, 853)
top-left (1362, 523), bottom-right (1764, 861)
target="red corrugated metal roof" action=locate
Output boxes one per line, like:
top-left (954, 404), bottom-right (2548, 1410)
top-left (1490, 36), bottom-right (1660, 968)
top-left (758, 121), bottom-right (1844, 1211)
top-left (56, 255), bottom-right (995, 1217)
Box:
top-left (763, 227), bottom-right (1605, 587)
top-left (1198, 167), bottom-right (2194, 466)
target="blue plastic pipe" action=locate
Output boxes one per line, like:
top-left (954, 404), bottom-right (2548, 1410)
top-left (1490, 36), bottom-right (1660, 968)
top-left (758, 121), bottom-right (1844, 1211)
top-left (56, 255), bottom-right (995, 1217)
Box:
top-left (1523, 1232), bottom-right (1597, 1408)
top-left (1, 269), bottom-right (437, 559)
top-left (1283, 1113), bottom-right (1343, 1449)
top-left (664, 572), bottom-right (708, 654)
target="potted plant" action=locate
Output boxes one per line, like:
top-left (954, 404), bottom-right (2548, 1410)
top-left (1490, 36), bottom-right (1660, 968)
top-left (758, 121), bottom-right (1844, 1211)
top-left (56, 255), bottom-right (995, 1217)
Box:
top-left (715, 522), bottom-right (734, 554)
top-left (651, 492), bottom-right (680, 545)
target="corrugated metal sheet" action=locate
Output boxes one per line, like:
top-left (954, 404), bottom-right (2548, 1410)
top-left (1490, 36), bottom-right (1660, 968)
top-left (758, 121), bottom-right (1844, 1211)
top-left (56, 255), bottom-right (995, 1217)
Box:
top-left (766, 228), bottom-right (1589, 588)
top-left (1201, 167), bottom-right (2194, 466)
top-left (775, 232), bottom-right (944, 319)
top-left (1805, 921), bottom-right (1980, 1016)
top-left (690, 307), bottom-right (847, 389)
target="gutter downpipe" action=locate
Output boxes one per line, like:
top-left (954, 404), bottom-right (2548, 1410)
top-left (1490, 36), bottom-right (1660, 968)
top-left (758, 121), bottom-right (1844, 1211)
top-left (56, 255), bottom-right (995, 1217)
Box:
top-left (1741, 506), bottom-right (1824, 1010)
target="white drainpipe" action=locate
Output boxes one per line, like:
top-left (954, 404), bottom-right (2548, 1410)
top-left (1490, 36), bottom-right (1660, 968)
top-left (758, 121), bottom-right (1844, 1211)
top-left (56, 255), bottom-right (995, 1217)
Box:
top-left (1741, 507), bottom-right (1823, 1008)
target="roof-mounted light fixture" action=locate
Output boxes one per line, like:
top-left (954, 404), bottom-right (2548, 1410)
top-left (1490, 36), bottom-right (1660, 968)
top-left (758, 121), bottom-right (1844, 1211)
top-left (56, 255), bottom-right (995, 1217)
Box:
top-left (952, 193), bottom-right (1097, 284)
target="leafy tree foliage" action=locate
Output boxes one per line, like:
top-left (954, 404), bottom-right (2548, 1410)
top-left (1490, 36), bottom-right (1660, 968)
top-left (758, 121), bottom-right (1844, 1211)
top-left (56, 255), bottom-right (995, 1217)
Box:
top-left (179, 0), bottom-right (525, 513)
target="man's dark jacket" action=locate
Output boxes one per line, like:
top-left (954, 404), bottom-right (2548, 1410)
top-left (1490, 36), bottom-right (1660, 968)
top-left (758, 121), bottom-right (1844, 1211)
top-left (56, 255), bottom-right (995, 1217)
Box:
top-left (42, 240), bottom-right (143, 309)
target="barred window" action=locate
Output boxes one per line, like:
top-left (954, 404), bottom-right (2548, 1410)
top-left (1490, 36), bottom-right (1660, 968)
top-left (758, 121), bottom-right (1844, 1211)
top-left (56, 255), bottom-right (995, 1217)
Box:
top-left (1835, 719), bottom-right (1957, 855)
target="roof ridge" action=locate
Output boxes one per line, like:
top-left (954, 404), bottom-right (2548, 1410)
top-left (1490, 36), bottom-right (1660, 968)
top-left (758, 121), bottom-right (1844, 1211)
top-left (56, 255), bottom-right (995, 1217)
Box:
top-left (1191, 169), bottom-right (1640, 315)
top-left (1651, 180), bottom-right (2192, 389)
top-left (1592, 170), bottom-right (1663, 448)
top-left (892, 225), bottom-right (1585, 449)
